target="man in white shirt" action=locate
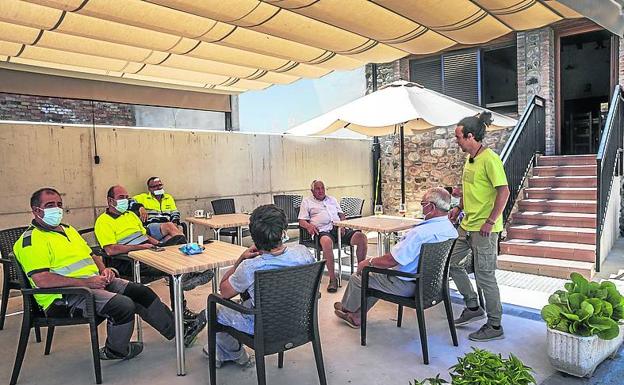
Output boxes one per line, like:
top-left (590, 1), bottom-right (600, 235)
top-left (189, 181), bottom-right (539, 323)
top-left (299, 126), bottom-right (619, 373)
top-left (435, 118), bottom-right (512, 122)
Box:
top-left (298, 180), bottom-right (368, 292)
top-left (333, 187), bottom-right (458, 328)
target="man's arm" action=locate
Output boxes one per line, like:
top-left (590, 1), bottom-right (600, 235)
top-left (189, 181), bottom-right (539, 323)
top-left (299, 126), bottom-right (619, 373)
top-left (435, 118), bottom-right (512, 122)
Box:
top-left (31, 271), bottom-right (108, 290)
top-left (480, 185), bottom-right (510, 237)
top-left (356, 252), bottom-right (399, 275)
top-left (219, 246), bottom-right (260, 299)
top-left (103, 242), bottom-right (153, 256)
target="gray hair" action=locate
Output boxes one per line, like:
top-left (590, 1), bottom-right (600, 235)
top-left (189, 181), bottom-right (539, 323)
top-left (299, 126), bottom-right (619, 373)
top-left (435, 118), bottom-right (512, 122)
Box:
top-left (424, 187), bottom-right (451, 211)
top-left (310, 179), bottom-right (324, 189)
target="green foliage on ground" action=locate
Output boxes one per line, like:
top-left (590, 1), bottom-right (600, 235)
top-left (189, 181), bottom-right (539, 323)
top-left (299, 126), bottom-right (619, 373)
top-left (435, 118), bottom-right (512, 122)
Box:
top-left (410, 348), bottom-right (536, 385)
top-left (541, 272), bottom-right (624, 340)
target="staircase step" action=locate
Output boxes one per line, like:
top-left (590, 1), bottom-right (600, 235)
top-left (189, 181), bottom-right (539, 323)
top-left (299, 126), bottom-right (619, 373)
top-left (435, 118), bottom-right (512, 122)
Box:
top-left (500, 239), bottom-right (595, 262)
top-left (528, 176), bottom-right (597, 188)
top-left (512, 211), bottom-right (596, 228)
top-left (507, 225), bottom-right (596, 244)
top-left (498, 254), bottom-right (595, 280)
top-left (524, 187), bottom-right (596, 200)
top-left (537, 155), bottom-right (595, 166)
top-left (518, 199), bottom-right (596, 214)
top-left (533, 165), bottom-right (596, 176)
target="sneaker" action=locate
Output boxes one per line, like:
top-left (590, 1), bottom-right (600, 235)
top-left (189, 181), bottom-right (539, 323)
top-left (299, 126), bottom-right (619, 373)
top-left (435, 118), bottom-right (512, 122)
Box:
top-left (99, 342), bottom-right (144, 360)
top-left (202, 345), bottom-right (253, 368)
top-left (454, 307), bottom-right (486, 326)
top-left (327, 278), bottom-right (338, 293)
top-left (182, 270), bottom-right (214, 291)
top-left (469, 324), bottom-right (505, 342)
top-left (183, 307), bottom-right (198, 322)
top-left (184, 310), bottom-right (207, 347)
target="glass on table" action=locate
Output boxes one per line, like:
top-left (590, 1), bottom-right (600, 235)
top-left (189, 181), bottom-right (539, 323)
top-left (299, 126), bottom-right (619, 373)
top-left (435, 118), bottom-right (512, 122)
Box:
top-left (398, 203), bottom-right (407, 217)
top-left (374, 205), bottom-right (383, 216)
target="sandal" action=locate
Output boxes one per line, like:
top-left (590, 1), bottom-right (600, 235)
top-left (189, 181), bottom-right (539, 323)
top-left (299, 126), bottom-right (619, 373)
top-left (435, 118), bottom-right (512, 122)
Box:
top-left (334, 309), bottom-right (360, 329)
top-left (327, 278), bottom-right (338, 293)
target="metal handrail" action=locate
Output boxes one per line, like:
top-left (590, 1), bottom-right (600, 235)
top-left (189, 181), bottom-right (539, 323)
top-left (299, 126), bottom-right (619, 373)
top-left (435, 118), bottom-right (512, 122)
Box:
top-left (501, 95), bottom-right (546, 224)
top-left (595, 85), bottom-right (623, 272)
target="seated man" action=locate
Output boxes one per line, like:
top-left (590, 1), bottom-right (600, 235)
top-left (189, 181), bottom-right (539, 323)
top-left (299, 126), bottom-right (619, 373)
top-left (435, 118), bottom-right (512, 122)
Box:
top-left (298, 180), bottom-right (368, 292)
top-left (13, 187), bottom-right (178, 360)
top-left (94, 184), bottom-right (210, 343)
top-left (132, 176), bottom-right (185, 244)
top-left (333, 187), bottom-right (458, 328)
top-left (203, 204), bottom-right (315, 368)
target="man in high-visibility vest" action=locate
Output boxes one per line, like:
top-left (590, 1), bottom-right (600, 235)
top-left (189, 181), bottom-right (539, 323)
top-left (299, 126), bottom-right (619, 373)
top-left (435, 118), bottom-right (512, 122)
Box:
top-left (13, 187), bottom-right (176, 360)
top-left (132, 177), bottom-right (185, 243)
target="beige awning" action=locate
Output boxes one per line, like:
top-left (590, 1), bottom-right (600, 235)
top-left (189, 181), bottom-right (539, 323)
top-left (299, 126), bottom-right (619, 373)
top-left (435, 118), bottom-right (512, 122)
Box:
top-left (0, 0), bottom-right (586, 94)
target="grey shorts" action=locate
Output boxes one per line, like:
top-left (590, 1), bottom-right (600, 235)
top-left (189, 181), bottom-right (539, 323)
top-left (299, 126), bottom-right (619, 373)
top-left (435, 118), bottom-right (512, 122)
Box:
top-left (146, 222), bottom-right (164, 241)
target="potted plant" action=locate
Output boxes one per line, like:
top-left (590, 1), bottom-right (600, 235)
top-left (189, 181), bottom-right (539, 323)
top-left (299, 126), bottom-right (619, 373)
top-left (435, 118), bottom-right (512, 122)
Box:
top-left (541, 272), bottom-right (624, 377)
top-left (411, 348), bottom-right (536, 385)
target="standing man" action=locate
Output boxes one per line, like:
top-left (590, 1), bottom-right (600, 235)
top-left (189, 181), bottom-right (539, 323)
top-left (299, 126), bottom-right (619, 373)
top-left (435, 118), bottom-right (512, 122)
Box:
top-left (448, 112), bottom-right (510, 342)
top-left (132, 177), bottom-right (185, 244)
top-left (298, 180), bottom-right (368, 293)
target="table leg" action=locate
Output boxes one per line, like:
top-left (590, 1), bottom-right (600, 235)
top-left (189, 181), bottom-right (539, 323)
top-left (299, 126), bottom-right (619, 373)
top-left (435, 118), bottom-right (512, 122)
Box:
top-left (133, 260), bottom-right (143, 342)
top-left (173, 274), bottom-right (185, 376)
top-left (377, 232), bottom-right (383, 257)
top-left (337, 228), bottom-right (342, 287)
top-left (237, 226), bottom-right (243, 246)
top-left (189, 223), bottom-right (194, 244)
top-left (215, 228), bottom-right (221, 242)
top-left (212, 267), bottom-right (219, 294)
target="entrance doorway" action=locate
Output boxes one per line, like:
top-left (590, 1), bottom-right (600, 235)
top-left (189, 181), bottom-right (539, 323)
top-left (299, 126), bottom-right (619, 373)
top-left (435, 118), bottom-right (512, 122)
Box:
top-left (559, 30), bottom-right (612, 154)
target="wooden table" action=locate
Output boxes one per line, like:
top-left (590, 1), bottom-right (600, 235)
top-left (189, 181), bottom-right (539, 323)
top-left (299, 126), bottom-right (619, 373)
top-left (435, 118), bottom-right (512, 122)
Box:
top-left (334, 215), bottom-right (421, 283)
top-left (128, 241), bottom-right (246, 376)
top-left (186, 214), bottom-right (250, 246)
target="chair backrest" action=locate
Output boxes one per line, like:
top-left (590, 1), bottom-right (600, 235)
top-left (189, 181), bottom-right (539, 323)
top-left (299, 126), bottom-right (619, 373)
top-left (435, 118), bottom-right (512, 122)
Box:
top-left (340, 197), bottom-right (364, 219)
top-left (211, 198), bottom-right (235, 215)
top-left (415, 238), bottom-right (456, 309)
top-left (0, 226), bottom-right (30, 284)
top-left (253, 261), bottom-right (325, 355)
top-left (273, 194), bottom-right (303, 224)
top-left (9, 253), bottom-right (45, 317)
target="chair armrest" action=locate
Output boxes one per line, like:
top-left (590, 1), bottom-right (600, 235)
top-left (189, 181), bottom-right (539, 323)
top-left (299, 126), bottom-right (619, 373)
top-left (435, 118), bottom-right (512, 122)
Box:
top-left (207, 293), bottom-right (256, 315)
top-left (78, 227), bottom-right (95, 235)
top-left (0, 257), bottom-right (13, 266)
top-left (362, 266), bottom-right (420, 280)
top-left (22, 286), bottom-right (94, 297)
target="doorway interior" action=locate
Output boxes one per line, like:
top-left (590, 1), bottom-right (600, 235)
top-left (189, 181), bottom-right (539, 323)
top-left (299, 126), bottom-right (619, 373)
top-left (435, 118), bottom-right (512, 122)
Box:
top-left (559, 30), bottom-right (612, 154)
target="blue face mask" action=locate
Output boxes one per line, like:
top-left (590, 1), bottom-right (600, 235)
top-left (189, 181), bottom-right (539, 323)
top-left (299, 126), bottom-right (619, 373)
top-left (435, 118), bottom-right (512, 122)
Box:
top-left (116, 199), bottom-right (129, 213)
top-left (40, 207), bottom-right (63, 227)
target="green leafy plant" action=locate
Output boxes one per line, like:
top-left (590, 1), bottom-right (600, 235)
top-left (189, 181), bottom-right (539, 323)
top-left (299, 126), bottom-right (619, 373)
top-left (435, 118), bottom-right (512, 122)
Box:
top-left (541, 272), bottom-right (624, 340)
top-left (411, 348), bottom-right (535, 385)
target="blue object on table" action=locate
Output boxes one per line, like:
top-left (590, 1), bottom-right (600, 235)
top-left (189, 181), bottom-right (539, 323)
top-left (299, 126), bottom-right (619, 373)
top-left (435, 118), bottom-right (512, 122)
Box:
top-left (179, 243), bottom-right (205, 255)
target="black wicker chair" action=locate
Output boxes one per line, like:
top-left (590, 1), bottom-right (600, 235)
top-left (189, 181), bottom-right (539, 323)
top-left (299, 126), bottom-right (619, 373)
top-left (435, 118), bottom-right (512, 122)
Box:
top-left (360, 239), bottom-right (457, 365)
top-left (9, 254), bottom-right (104, 385)
top-left (299, 224), bottom-right (356, 279)
top-left (0, 226), bottom-right (42, 340)
top-left (339, 197), bottom-right (365, 219)
top-left (211, 198), bottom-right (250, 244)
top-left (273, 194), bottom-right (302, 229)
top-left (207, 261), bottom-right (327, 385)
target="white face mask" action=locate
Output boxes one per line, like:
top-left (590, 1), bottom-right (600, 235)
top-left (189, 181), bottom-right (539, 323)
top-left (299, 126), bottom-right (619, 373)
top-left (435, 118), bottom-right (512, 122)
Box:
top-left (152, 189), bottom-right (165, 196)
top-left (451, 197), bottom-right (460, 208)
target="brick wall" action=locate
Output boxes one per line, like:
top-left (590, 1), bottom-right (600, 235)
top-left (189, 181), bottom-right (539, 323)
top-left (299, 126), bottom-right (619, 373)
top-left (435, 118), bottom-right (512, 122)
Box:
top-left (0, 93), bottom-right (136, 126)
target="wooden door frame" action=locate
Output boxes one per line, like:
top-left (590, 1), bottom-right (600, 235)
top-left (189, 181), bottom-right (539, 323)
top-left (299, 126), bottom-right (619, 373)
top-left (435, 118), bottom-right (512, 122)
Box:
top-left (554, 20), bottom-right (616, 154)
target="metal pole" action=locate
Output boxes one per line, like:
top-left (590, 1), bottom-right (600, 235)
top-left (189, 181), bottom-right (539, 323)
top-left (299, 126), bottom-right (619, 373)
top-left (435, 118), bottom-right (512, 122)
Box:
top-left (173, 275), bottom-right (185, 375)
top-left (400, 124), bottom-right (405, 204)
top-left (371, 63), bottom-right (382, 209)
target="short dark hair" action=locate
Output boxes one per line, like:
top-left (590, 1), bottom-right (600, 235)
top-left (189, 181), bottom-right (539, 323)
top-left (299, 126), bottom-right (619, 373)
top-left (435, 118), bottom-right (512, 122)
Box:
top-left (146, 176), bottom-right (160, 187)
top-left (106, 186), bottom-right (116, 199)
top-left (458, 111), bottom-right (492, 142)
top-left (30, 187), bottom-right (60, 207)
top-left (249, 204), bottom-right (287, 252)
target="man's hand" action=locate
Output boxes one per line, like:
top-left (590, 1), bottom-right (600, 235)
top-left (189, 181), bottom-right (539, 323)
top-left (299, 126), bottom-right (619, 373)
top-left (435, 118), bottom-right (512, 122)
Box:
top-left (340, 227), bottom-right (346, 236)
top-left (100, 268), bottom-right (116, 284)
top-left (479, 222), bottom-right (493, 237)
top-left (139, 206), bottom-right (148, 222)
top-left (356, 259), bottom-right (369, 276)
top-left (85, 275), bottom-right (108, 289)
top-left (448, 206), bottom-right (461, 222)
top-left (240, 246), bottom-right (260, 260)
top-left (306, 223), bottom-right (319, 236)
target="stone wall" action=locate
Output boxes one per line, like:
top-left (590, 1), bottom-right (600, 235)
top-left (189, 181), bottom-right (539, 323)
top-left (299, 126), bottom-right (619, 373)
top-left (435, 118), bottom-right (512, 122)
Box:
top-left (379, 126), bottom-right (513, 217)
top-left (517, 27), bottom-right (555, 155)
top-left (0, 93), bottom-right (135, 126)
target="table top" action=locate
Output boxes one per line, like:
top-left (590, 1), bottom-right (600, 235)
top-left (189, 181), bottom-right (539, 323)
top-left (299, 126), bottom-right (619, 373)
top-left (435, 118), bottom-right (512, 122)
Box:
top-left (334, 215), bottom-right (421, 233)
top-left (128, 241), bottom-right (246, 275)
top-left (185, 213), bottom-right (250, 229)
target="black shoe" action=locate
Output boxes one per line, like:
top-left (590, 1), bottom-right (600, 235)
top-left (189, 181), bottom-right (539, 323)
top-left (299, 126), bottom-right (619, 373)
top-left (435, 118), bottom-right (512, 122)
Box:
top-left (99, 342), bottom-right (144, 360)
top-left (182, 270), bottom-right (215, 291)
top-left (184, 311), bottom-right (207, 348)
top-left (184, 307), bottom-right (198, 322)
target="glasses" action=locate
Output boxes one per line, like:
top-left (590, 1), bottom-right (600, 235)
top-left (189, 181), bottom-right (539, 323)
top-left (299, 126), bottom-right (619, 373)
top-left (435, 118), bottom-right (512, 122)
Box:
top-left (420, 201), bottom-right (431, 206)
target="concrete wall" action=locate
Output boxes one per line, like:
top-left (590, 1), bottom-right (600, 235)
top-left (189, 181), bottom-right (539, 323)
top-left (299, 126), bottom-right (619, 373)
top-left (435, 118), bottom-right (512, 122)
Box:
top-left (0, 122), bottom-right (372, 232)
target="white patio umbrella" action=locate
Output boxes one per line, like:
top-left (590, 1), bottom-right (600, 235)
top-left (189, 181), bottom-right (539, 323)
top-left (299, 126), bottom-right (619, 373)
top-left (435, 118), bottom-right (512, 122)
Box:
top-left (286, 80), bottom-right (517, 206)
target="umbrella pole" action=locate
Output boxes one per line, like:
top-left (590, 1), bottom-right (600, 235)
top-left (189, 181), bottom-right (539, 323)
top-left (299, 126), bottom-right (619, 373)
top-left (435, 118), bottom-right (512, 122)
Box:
top-left (400, 124), bottom-right (405, 205)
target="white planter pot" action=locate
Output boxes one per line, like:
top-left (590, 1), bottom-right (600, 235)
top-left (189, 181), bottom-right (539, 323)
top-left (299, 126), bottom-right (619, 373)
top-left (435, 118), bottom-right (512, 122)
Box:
top-left (546, 325), bottom-right (624, 377)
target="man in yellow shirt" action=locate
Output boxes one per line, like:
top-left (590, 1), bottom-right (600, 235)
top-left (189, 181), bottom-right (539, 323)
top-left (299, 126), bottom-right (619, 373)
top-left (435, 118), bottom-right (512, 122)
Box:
top-left (13, 187), bottom-right (176, 360)
top-left (132, 177), bottom-right (185, 244)
top-left (448, 112), bottom-right (510, 342)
